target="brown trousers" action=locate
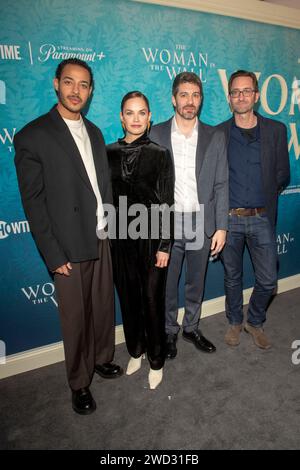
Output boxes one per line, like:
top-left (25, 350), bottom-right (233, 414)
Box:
top-left (54, 239), bottom-right (115, 391)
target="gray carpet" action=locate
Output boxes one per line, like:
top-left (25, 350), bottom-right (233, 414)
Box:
top-left (1, 288), bottom-right (300, 450)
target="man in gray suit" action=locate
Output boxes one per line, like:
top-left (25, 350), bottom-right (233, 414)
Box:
top-left (150, 72), bottom-right (228, 359)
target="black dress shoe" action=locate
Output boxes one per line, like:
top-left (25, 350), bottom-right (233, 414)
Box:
top-left (182, 330), bottom-right (216, 353)
top-left (94, 362), bottom-right (123, 379)
top-left (72, 387), bottom-right (96, 415)
top-left (165, 334), bottom-right (177, 359)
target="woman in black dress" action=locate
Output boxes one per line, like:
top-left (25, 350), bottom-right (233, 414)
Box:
top-left (107, 91), bottom-right (174, 389)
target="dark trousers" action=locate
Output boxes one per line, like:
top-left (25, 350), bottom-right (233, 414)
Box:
top-left (54, 239), bottom-right (115, 391)
top-left (165, 212), bottom-right (211, 335)
top-left (221, 213), bottom-right (277, 327)
top-left (165, 237), bottom-right (211, 335)
top-left (112, 238), bottom-right (167, 370)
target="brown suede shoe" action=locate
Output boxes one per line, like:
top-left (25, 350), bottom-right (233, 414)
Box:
top-left (225, 324), bottom-right (242, 346)
top-left (244, 323), bottom-right (271, 349)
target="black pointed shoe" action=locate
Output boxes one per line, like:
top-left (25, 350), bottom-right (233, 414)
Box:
top-left (72, 387), bottom-right (96, 415)
top-left (165, 333), bottom-right (178, 359)
top-left (94, 362), bottom-right (123, 379)
top-left (182, 330), bottom-right (216, 353)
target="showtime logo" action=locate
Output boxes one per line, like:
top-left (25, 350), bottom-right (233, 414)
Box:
top-left (0, 80), bottom-right (5, 105)
top-left (141, 43), bottom-right (215, 81)
top-left (21, 282), bottom-right (58, 307)
top-left (0, 220), bottom-right (30, 239)
top-left (277, 232), bottom-right (294, 255)
top-left (0, 44), bottom-right (22, 60)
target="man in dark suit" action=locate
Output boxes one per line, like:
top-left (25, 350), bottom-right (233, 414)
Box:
top-left (14, 59), bottom-right (123, 415)
top-left (150, 72), bottom-right (228, 359)
top-left (218, 70), bottom-right (290, 349)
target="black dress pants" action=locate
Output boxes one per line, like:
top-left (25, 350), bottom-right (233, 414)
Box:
top-left (112, 238), bottom-right (166, 370)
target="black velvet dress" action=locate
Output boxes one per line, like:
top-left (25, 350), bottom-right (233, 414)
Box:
top-left (106, 133), bottom-right (174, 369)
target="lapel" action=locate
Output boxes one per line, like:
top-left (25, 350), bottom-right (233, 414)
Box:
top-left (160, 119), bottom-right (174, 163)
top-left (196, 120), bottom-right (212, 177)
top-left (84, 117), bottom-right (105, 196)
top-left (257, 113), bottom-right (268, 183)
top-left (165, 118), bottom-right (212, 177)
top-left (222, 117), bottom-right (234, 148)
top-left (48, 106), bottom-right (94, 193)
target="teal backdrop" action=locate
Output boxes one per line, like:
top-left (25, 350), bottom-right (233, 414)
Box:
top-left (1, 0), bottom-right (299, 355)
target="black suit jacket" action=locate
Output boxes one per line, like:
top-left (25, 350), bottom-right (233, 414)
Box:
top-left (217, 113), bottom-right (290, 226)
top-left (150, 118), bottom-right (229, 237)
top-left (14, 106), bottom-right (113, 271)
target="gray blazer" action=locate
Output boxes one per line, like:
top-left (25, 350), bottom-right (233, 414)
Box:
top-left (150, 118), bottom-right (229, 237)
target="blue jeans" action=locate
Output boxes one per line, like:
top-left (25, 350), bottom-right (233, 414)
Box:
top-left (221, 213), bottom-right (277, 327)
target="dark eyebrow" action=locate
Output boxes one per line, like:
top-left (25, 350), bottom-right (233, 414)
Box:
top-left (62, 76), bottom-right (89, 85)
top-left (125, 108), bottom-right (148, 112)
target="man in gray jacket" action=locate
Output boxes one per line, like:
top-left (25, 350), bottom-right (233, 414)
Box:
top-left (150, 72), bottom-right (229, 359)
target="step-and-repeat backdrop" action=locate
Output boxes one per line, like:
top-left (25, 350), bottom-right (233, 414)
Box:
top-left (1, 0), bottom-right (299, 355)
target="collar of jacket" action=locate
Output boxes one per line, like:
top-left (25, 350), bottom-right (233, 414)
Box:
top-left (118, 131), bottom-right (150, 148)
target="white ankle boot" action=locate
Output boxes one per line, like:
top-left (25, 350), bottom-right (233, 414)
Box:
top-left (148, 368), bottom-right (163, 390)
top-left (126, 355), bottom-right (144, 375)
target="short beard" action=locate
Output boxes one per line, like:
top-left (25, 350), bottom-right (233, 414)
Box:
top-left (177, 108), bottom-right (199, 120)
top-left (58, 91), bottom-right (84, 114)
top-left (232, 104), bottom-right (254, 115)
